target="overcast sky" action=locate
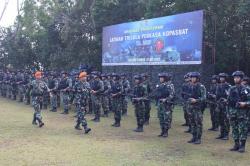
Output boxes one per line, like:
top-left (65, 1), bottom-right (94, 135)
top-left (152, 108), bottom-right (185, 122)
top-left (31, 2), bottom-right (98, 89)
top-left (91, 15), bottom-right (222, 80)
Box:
top-left (0, 0), bottom-right (24, 27)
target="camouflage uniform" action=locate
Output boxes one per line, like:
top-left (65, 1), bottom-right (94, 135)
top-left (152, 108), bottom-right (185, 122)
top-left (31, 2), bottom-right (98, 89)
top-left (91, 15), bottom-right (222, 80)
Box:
top-left (90, 74), bottom-right (104, 122)
top-left (132, 75), bottom-right (146, 132)
top-left (228, 71), bottom-right (250, 152)
top-left (181, 75), bottom-right (190, 127)
top-left (121, 75), bottom-right (130, 116)
top-left (101, 75), bottom-right (111, 117)
top-left (142, 75), bottom-right (151, 124)
top-left (156, 73), bottom-right (175, 137)
top-left (216, 74), bottom-right (231, 139)
top-left (48, 75), bottom-right (59, 112)
top-left (207, 76), bottom-right (219, 131)
top-left (74, 79), bottom-right (91, 133)
top-left (31, 78), bottom-right (48, 127)
top-left (59, 74), bottom-right (72, 114)
top-left (187, 72), bottom-right (206, 144)
top-left (42, 76), bottom-right (49, 109)
top-left (110, 74), bottom-right (123, 127)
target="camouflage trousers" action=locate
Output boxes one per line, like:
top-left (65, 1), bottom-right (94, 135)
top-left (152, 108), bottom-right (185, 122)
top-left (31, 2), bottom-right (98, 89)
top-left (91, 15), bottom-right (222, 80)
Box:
top-left (183, 101), bottom-right (189, 125)
top-left (101, 95), bottom-right (109, 115)
top-left (75, 103), bottom-right (88, 127)
top-left (112, 97), bottom-right (122, 121)
top-left (157, 102), bottom-right (172, 130)
top-left (248, 110), bottom-right (250, 133)
top-left (189, 104), bottom-right (203, 139)
top-left (121, 96), bottom-right (128, 115)
top-left (62, 92), bottom-right (70, 111)
top-left (92, 95), bottom-right (101, 119)
top-left (144, 100), bottom-right (151, 122)
top-left (209, 104), bottom-right (219, 129)
top-left (50, 92), bottom-right (57, 109)
top-left (217, 103), bottom-right (230, 136)
top-left (32, 96), bottom-right (43, 123)
top-left (42, 92), bottom-right (50, 109)
top-left (134, 101), bottom-right (145, 127)
top-left (18, 85), bottom-right (25, 102)
top-left (229, 108), bottom-right (248, 141)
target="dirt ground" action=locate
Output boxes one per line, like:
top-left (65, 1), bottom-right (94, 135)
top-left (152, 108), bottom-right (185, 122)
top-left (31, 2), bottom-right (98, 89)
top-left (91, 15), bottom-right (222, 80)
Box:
top-left (0, 97), bottom-right (249, 166)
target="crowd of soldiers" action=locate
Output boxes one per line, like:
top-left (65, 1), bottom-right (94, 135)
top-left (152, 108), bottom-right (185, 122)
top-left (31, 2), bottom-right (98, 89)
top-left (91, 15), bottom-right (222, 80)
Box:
top-left (0, 69), bottom-right (249, 153)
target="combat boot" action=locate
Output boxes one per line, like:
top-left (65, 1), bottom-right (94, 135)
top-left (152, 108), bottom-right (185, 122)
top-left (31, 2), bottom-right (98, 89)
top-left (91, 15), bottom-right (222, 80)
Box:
top-left (216, 134), bottom-right (224, 139)
top-left (193, 139), bottom-right (201, 144)
top-left (162, 129), bottom-right (168, 138)
top-left (112, 119), bottom-right (120, 127)
top-left (75, 124), bottom-right (82, 130)
top-left (230, 140), bottom-right (239, 151)
top-left (181, 123), bottom-right (188, 126)
top-left (84, 126), bottom-right (91, 134)
top-left (32, 114), bottom-right (37, 125)
top-left (188, 134), bottom-right (196, 143)
top-left (238, 140), bottom-right (246, 153)
top-left (39, 121), bottom-right (44, 128)
top-left (184, 128), bottom-right (191, 133)
top-left (134, 125), bottom-right (143, 132)
top-left (221, 134), bottom-right (229, 140)
top-left (61, 109), bottom-right (69, 114)
top-left (158, 127), bottom-right (164, 137)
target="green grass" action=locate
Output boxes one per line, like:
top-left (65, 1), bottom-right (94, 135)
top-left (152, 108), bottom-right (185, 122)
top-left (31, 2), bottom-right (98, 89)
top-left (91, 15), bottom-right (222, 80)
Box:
top-left (0, 97), bottom-right (249, 166)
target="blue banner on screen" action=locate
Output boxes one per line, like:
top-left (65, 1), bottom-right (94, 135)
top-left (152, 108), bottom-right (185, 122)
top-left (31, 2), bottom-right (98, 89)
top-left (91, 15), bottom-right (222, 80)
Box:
top-left (102, 10), bottom-right (203, 66)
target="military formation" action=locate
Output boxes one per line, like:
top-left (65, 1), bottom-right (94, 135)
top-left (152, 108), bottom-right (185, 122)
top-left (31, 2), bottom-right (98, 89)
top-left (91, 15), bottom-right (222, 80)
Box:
top-left (0, 69), bottom-right (249, 153)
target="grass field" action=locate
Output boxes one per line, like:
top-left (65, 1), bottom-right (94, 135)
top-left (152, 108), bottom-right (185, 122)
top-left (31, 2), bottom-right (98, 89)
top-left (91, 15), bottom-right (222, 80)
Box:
top-left (0, 97), bottom-right (249, 166)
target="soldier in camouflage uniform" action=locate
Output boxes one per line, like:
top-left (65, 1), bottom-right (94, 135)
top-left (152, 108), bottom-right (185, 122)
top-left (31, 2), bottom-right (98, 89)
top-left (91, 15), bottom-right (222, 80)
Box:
top-left (241, 77), bottom-right (250, 135)
top-left (48, 73), bottom-right (59, 112)
top-left (42, 73), bottom-right (49, 109)
top-left (31, 71), bottom-right (48, 127)
top-left (16, 71), bottom-right (25, 102)
top-left (90, 71), bottom-right (104, 122)
top-left (101, 74), bottom-right (111, 117)
top-left (10, 72), bottom-right (18, 100)
top-left (141, 73), bottom-right (151, 125)
top-left (131, 75), bottom-right (146, 132)
top-left (228, 71), bottom-right (250, 153)
top-left (110, 73), bottom-right (123, 127)
top-left (215, 73), bottom-right (231, 140)
top-left (181, 74), bottom-right (191, 128)
top-left (187, 72), bottom-right (206, 144)
top-left (207, 75), bottom-right (219, 131)
top-left (59, 71), bottom-right (72, 114)
top-left (155, 73), bottom-right (175, 137)
top-left (121, 73), bottom-right (130, 116)
top-left (74, 72), bottom-right (91, 134)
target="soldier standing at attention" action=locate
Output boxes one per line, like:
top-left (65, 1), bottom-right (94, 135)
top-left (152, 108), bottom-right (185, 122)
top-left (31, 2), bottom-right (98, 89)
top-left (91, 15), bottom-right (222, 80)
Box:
top-left (187, 72), bottom-right (206, 144)
top-left (48, 72), bottom-right (59, 112)
top-left (59, 71), bottom-right (72, 114)
top-left (207, 75), bottom-right (219, 131)
top-left (215, 73), bottom-right (231, 140)
top-left (131, 75), bottom-right (146, 132)
top-left (121, 73), bottom-right (130, 116)
top-left (74, 72), bottom-right (91, 134)
top-left (181, 74), bottom-right (191, 128)
top-left (156, 73), bottom-right (175, 138)
top-left (228, 71), bottom-right (250, 153)
top-left (31, 71), bottom-right (48, 127)
top-left (241, 76), bottom-right (250, 135)
top-left (101, 73), bottom-right (111, 117)
top-left (110, 73), bottom-right (123, 127)
top-left (90, 72), bottom-right (104, 122)
top-left (141, 73), bottom-right (152, 125)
